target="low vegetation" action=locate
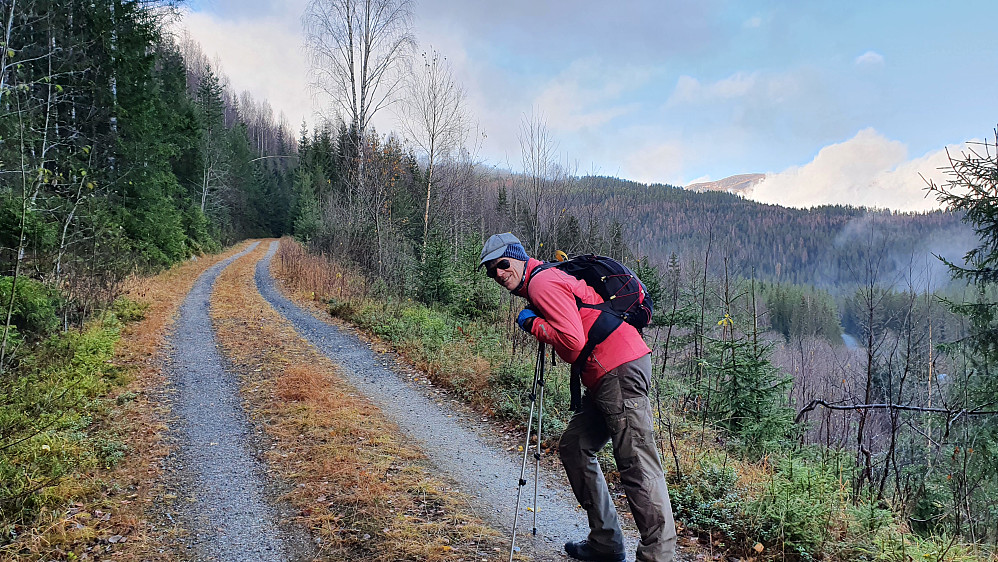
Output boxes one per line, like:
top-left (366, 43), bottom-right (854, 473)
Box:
top-left (275, 230), bottom-right (996, 561)
top-left (0, 314), bottom-right (128, 550)
top-left (0, 244), bottom-right (250, 561)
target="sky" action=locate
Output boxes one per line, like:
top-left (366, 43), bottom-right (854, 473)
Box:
top-left (175, 0), bottom-right (998, 212)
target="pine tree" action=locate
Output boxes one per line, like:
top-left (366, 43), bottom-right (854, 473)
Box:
top-left (706, 265), bottom-right (793, 455)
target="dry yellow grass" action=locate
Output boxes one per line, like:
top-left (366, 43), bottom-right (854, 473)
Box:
top-left (275, 236), bottom-right (368, 303)
top-left (275, 364), bottom-right (328, 403)
top-left (272, 237), bottom-right (500, 415)
top-left (0, 242), bottom-right (256, 562)
top-left (209, 240), bottom-right (504, 561)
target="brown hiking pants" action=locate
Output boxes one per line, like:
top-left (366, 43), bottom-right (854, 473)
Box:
top-left (559, 354), bottom-right (677, 562)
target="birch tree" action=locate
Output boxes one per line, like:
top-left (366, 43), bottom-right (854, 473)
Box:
top-left (518, 110), bottom-right (559, 255)
top-left (303, 0), bottom-right (414, 205)
top-left (398, 49), bottom-right (467, 261)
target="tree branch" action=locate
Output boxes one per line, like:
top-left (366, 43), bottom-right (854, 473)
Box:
top-left (795, 399), bottom-right (998, 424)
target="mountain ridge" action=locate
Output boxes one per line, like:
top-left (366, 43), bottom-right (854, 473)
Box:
top-left (560, 176), bottom-right (970, 292)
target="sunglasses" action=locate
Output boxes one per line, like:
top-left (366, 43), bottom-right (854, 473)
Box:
top-left (486, 259), bottom-right (511, 279)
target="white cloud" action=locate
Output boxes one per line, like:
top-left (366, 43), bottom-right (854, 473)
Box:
top-left (666, 70), bottom-right (802, 107)
top-left (743, 16), bottom-right (762, 28)
top-left (747, 128), bottom-right (962, 211)
top-left (532, 59), bottom-right (647, 133)
top-left (669, 72), bottom-right (753, 105)
top-left (855, 50), bottom-right (885, 66)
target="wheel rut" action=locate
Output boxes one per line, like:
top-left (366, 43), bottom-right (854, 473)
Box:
top-left (161, 242), bottom-right (310, 561)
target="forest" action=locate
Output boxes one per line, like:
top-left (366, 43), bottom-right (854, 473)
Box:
top-left (0, 0), bottom-right (296, 544)
top-left (2, 0), bottom-right (997, 560)
top-left (568, 176), bottom-right (972, 291)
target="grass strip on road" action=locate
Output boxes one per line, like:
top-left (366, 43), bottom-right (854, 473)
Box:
top-left (210, 241), bottom-right (504, 561)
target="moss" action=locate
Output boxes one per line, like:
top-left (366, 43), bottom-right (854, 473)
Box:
top-left (0, 320), bottom-right (127, 542)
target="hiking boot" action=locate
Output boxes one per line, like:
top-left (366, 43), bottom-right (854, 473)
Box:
top-left (564, 539), bottom-right (627, 562)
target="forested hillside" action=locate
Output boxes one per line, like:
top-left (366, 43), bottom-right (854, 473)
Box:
top-left (0, 0), bottom-right (294, 544)
top-left (0, 0), bottom-right (295, 330)
top-left (562, 176), bottom-right (971, 291)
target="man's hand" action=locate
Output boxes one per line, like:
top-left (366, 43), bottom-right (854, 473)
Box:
top-left (517, 308), bottom-right (538, 332)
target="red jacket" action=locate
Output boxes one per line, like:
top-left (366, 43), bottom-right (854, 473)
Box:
top-left (515, 258), bottom-right (651, 389)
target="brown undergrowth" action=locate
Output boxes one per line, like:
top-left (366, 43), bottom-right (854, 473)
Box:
top-left (209, 241), bottom-right (503, 561)
top-left (0, 242), bottom-right (255, 562)
top-left (272, 238), bottom-right (504, 414)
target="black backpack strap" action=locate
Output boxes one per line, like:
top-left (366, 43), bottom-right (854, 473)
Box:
top-left (568, 308), bottom-right (623, 411)
top-left (525, 259), bottom-right (626, 411)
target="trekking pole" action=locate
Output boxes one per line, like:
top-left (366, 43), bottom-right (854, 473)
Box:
top-left (531, 342), bottom-right (546, 536)
top-left (509, 341), bottom-right (546, 562)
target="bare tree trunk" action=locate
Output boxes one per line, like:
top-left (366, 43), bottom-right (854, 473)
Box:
top-left (2, 100), bottom-right (32, 372)
top-left (855, 297), bottom-right (875, 495)
top-left (55, 181), bottom-right (86, 283)
top-left (0, 0), bottom-right (16, 95)
top-left (422, 148), bottom-right (435, 262)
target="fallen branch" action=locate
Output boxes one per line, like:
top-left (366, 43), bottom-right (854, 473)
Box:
top-left (795, 400), bottom-right (998, 424)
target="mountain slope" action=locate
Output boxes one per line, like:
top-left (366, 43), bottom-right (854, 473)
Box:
top-left (569, 176), bottom-right (970, 291)
top-left (686, 173), bottom-right (765, 195)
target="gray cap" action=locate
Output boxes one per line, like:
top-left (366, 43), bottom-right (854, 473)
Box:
top-left (479, 232), bottom-right (521, 267)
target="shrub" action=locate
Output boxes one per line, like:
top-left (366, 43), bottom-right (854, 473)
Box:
top-left (327, 296), bottom-right (357, 318)
top-left (670, 459), bottom-right (746, 538)
top-left (0, 276), bottom-right (60, 340)
top-left (110, 296), bottom-right (148, 323)
top-left (747, 453), bottom-right (843, 560)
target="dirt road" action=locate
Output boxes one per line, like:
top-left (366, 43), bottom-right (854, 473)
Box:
top-left (159, 240), bottom-right (648, 561)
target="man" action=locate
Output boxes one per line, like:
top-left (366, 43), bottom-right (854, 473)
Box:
top-left (480, 233), bottom-right (677, 562)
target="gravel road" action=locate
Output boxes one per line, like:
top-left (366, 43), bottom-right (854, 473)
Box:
top-left (161, 242), bottom-right (310, 561)
top-left (255, 241), bottom-right (644, 561)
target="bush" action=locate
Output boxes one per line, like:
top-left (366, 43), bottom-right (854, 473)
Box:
top-left (747, 454), bottom-right (843, 560)
top-left (110, 296), bottom-right (148, 323)
top-left (327, 296), bottom-right (357, 318)
top-left (0, 276), bottom-right (60, 340)
top-left (671, 459), bottom-right (746, 538)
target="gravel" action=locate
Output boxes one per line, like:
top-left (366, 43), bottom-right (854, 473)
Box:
top-left (255, 241), bottom-right (643, 561)
top-left (161, 242), bottom-right (310, 561)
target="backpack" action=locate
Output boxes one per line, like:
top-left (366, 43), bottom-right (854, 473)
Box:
top-left (531, 254), bottom-right (654, 410)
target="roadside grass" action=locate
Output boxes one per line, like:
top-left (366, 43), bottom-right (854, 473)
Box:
top-left (274, 237), bottom-right (575, 437)
top-left (273, 237), bottom-right (996, 561)
top-left (0, 242), bottom-right (253, 561)
top-left (210, 241), bottom-right (504, 561)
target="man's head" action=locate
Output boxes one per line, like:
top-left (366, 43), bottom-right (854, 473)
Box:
top-left (480, 233), bottom-right (529, 291)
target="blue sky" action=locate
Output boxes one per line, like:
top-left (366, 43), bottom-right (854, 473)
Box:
top-left (178, 0), bottom-right (998, 211)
